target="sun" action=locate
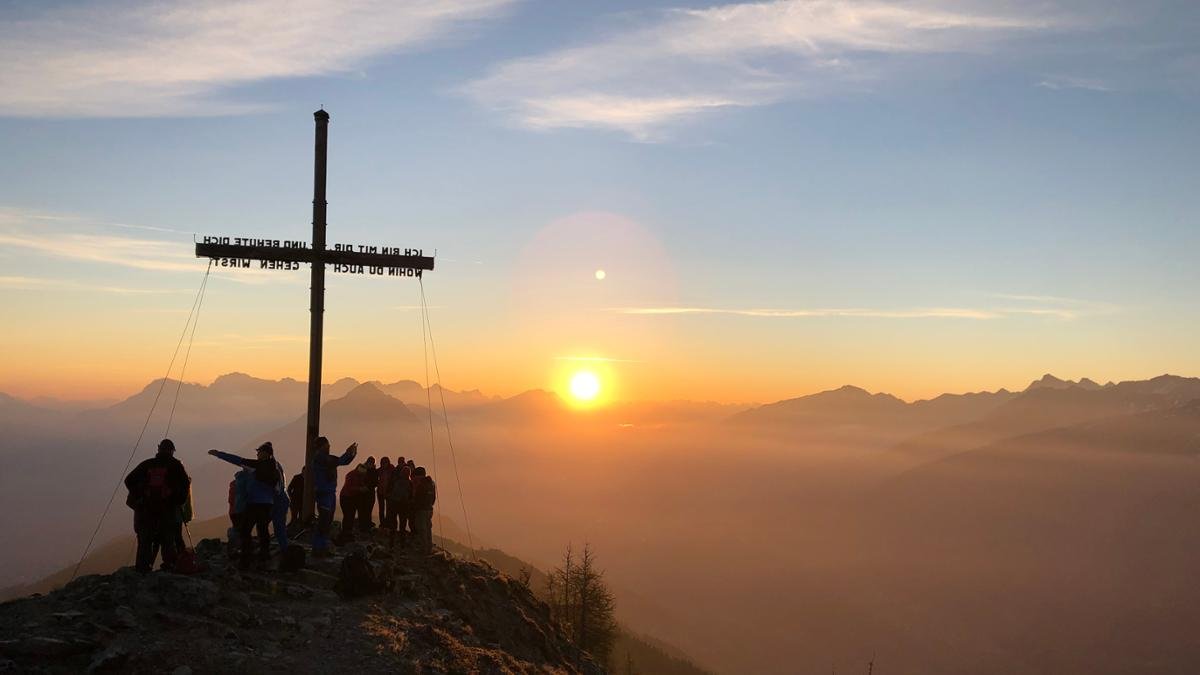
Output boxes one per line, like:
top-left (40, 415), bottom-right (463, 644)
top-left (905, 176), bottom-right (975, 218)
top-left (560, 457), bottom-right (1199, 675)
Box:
top-left (569, 370), bottom-right (602, 402)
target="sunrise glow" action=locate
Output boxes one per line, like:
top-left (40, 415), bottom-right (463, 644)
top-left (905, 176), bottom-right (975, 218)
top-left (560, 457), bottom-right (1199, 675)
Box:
top-left (569, 370), bottom-right (601, 403)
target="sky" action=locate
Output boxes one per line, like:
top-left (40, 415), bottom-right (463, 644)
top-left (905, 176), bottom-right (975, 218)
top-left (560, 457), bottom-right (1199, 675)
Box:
top-left (1, 0), bottom-right (1198, 404)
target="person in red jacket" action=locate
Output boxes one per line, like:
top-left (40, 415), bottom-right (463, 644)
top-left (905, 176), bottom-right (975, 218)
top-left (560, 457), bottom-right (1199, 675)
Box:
top-left (337, 463), bottom-right (369, 544)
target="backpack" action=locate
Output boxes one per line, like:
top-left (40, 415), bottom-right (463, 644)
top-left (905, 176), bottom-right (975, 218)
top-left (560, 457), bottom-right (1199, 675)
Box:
top-left (280, 544), bottom-right (306, 573)
top-left (143, 466), bottom-right (173, 505)
top-left (173, 548), bottom-right (204, 575)
top-left (334, 551), bottom-right (378, 598)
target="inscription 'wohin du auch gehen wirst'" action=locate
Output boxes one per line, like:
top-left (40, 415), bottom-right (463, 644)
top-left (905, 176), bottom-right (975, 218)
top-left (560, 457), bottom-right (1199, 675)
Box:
top-left (200, 236), bottom-right (427, 276)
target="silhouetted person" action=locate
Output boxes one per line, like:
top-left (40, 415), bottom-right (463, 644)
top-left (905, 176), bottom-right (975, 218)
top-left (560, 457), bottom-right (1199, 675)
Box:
top-left (209, 442), bottom-right (281, 570)
top-left (362, 456), bottom-right (379, 530)
top-left (386, 464), bottom-right (413, 548)
top-left (124, 439), bottom-right (190, 574)
top-left (286, 470), bottom-right (304, 524)
top-left (412, 466), bottom-right (437, 554)
top-left (377, 457), bottom-right (394, 526)
top-left (338, 463), bottom-right (369, 543)
top-left (269, 453), bottom-right (289, 552)
top-left (312, 437), bottom-right (357, 558)
top-left (228, 467), bottom-right (252, 557)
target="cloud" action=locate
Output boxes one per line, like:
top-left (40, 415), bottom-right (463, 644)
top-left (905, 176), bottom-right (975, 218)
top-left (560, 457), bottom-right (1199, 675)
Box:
top-left (612, 306), bottom-right (1002, 319)
top-left (0, 0), bottom-right (516, 117)
top-left (611, 295), bottom-right (1116, 320)
top-left (1036, 75), bottom-right (1113, 91)
top-left (0, 207), bottom-right (299, 284)
top-left (554, 355), bottom-right (643, 363)
top-left (0, 275), bottom-right (190, 295)
top-left (463, 0), bottom-right (1060, 139)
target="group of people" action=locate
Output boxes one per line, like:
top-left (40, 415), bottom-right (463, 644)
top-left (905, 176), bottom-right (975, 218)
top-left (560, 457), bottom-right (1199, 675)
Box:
top-left (331, 454), bottom-right (438, 552)
top-left (124, 436), bottom-right (437, 573)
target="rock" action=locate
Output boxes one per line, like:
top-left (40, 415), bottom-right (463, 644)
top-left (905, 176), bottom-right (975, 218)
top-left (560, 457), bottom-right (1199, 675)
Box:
top-left (221, 589), bottom-right (252, 610)
top-left (51, 610), bottom-right (86, 622)
top-left (195, 537), bottom-right (224, 557)
top-left (160, 577), bottom-right (220, 612)
top-left (285, 584), bottom-right (313, 599)
top-left (0, 658), bottom-right (15, 672)
top-left (296, 569), bottom-right (337, 590)
top-left (172, 666), bottom-right (194, 675)
top-left (134, 590), bottom-right (158, 606)
top-left (114, 605), bottom-right (139, 630)
top-left (86, 645), bottom-right (128, 673)
top-left (299, 615), bottom-right (331, 636)
top-left (0, 636), bottom-right (97, 657)
top-left (210, 606), bottom-right (249, 627)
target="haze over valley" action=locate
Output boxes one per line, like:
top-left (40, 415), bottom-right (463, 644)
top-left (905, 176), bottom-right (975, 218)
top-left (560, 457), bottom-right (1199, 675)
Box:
top-left (5, 371), bottom-right (1198, 674)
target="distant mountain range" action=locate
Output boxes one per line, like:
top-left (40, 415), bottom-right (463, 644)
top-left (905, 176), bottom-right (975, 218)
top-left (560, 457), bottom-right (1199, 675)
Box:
top-left (4, 371), bottom-right (1200, 674)
top-left (726, 374), bottom-right (1200, 447)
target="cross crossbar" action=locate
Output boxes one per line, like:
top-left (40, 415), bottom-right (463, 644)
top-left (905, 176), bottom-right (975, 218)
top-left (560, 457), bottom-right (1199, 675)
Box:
top-left (195, 242), bottom-right (435, 270)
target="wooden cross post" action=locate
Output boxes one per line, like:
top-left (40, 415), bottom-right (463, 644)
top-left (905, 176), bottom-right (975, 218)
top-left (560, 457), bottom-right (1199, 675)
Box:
top-left (195, 109), bottom-right (435, 522)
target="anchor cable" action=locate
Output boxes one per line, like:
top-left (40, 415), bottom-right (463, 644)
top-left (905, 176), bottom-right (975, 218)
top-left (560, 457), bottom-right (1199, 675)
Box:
top-left (71, 260), bottom-right (213, 582)
top-left (165, 262), bottom-right (212, 437)
top-left (418, 283), bottom-right (444, 545)
top-left (418, 277), bottom-right (475, 558)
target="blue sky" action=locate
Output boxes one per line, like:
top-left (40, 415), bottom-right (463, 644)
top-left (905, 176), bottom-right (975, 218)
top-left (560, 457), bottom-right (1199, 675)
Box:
top-left (1, 0), bottom-right (1198, 402)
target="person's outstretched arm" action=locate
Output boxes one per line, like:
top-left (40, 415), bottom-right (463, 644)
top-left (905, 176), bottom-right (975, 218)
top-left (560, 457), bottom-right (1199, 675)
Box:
top-left (208, 449), bottom-right (253, 467)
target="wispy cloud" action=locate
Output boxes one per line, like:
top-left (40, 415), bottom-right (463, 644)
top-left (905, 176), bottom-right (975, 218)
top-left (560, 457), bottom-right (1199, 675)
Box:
top-left (0, 0), bottom-right (516, 117)
top-left (554, 355), bottom-right (643, 363)
top-left (612, 295), bottom-right (1117, 321)
top-left (612, 306), bottom-right (1002, 319)
top-left (0, 207), bottom-right (299, 284)
top-left (463, 0), bottom-right (1061, 139)
top-left (1036, 75), bottom-right (1113, 92)
top-left (0, 275), bottom-right (190, 295)
top-left (990, 293), bottom-right (1118, 319)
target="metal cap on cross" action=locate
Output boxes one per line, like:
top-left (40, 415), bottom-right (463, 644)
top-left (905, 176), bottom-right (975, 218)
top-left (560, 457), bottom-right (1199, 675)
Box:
top-left (195, 110), bottom-right (435, 521)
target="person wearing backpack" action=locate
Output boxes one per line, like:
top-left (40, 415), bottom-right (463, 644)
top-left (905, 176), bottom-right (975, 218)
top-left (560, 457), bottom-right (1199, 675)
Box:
top-left (208, 442), bottom-right (281, 570)
top-left (124, 439), bottom-right (190, 574)
top-left (386, 464), bottom-right (413, 548)
top-left (312, 437), bottom-right (357, 558)
top-left (411, 466), bottom-right (436, 554)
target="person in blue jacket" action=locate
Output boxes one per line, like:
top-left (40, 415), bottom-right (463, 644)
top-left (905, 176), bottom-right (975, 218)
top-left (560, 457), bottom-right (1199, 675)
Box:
top-left (312, 436), bottom-right (357, 558)
top-left (209, 442), bottom-right (281, 569)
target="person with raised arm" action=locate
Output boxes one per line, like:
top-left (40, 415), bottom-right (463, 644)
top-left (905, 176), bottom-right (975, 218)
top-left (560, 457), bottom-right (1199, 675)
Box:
top-left (207, 442), bottom-right (280, 570)
top-left (310, 437), bottom-right (357, 558)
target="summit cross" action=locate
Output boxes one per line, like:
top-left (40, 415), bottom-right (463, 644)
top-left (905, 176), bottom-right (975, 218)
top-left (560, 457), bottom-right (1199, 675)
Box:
top-left (195, 110), bottom-right (435, 521)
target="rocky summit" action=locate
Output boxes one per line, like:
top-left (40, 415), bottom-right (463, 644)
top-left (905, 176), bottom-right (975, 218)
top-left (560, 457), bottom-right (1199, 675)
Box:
top-left (0, 536), bottom-right (601, 674)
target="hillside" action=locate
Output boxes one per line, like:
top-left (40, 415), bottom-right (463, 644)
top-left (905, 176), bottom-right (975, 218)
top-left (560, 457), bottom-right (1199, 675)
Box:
top-left (0, 540), bottom-right (603, 674)
top-left (3, 524), bottom-right (715, 675)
